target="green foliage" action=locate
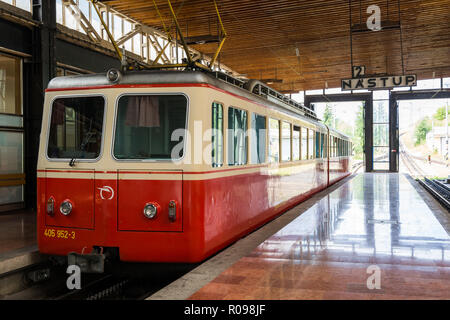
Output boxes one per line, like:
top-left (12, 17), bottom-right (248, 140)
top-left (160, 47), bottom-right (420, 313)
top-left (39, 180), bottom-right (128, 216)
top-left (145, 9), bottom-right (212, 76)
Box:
top-left (414, 117), bottom-right (432, 146)
top-left (323, 104), bottom-right (334, 128)
top-left (353, 104), bottom-right (365, 159)
top-left (433, 106), bottom-right (449, 121)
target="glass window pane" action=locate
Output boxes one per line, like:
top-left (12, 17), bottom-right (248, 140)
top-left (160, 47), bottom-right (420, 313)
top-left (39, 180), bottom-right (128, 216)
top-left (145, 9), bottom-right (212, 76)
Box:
top-left (0, 55), bottom-right (21, 115)
top-left (412, 79), bottom-right (441, 90)
top-left (113, 14), bottom-right (122, 40)
top-left (212, 102), bottom-right (223, 167)
top-left (315, 131), bottom-right (321, 158)
top-left (373, 146), bottom-right (389, 162)
top-left (251, 113), bottom-right (266, 164)
top-left (305, 89), bottom-right (323, 95)
top-left (293, 126), bottom-right (300, 161)
top-left (0, 185), bottom-right (23, 205)
top-left (79, 0), bottom-right (90, 19)
top-left (301, 127), bottom-right (307, 160)
top-left (373, 100), bottom-right (389, 123)
top-left (0, 131), bottom-right (23, 174)
top-left (373, 162), bottom-right (389, 171)
top-left (373, 124), bottom-right (389, 147)
top-left (16, 0), bottom-right (31, 11)
top-left (48, 96), bottom-right (105, 159)
top-left (114, 95), bottom-right (187, 160)
top-left (0, 114), bottom-right (23, 127)
top-left (308, 129), bottom-right (314, 160)
top-left (373, 90), bottom-right (389, 100)
top-left (281, 122), bottom-right (291, 161)
top-left (269, 118), bottom-right (279, 163)
top-left (443, 77), bottom-right (450, 89)
top-left (228, 107), bottom-right (248, 166)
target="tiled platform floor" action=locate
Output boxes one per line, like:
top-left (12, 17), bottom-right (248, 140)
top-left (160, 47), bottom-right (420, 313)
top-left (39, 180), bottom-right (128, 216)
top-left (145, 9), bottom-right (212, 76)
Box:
top-left (0, 210), bottom-right (36, 257)
top-left (190, 173), bottom-right (450, 300)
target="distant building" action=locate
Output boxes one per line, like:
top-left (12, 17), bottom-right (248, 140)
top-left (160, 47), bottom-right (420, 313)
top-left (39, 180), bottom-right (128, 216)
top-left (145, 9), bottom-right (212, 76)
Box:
top-left (426, 126), bottom-right (449, 156)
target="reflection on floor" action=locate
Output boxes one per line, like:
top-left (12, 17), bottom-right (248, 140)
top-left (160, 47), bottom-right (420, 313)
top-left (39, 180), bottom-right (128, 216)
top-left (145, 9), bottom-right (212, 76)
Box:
top-left (190, 173), bottom-right (450, 300)
top-left (0, 210), bottom-right (36, 257)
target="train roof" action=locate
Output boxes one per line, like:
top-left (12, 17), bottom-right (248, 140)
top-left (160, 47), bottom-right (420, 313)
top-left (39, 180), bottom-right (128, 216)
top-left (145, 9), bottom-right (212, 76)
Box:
top-left (47, 69), bottom-right (349, 139)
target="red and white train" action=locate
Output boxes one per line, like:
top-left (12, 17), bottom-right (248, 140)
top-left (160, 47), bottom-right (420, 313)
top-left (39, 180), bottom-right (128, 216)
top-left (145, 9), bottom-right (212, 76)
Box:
top-left (37, 70), bottom-right (351, 267)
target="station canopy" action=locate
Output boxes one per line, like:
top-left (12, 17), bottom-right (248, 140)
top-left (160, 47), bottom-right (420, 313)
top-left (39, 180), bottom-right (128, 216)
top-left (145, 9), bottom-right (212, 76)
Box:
top-left (99, 0), bottom-right (450, 93)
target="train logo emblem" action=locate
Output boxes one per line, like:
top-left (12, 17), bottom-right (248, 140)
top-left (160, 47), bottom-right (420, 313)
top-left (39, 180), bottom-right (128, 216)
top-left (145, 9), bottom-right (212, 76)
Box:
top-left (98, 186), bottom-right (114, 200)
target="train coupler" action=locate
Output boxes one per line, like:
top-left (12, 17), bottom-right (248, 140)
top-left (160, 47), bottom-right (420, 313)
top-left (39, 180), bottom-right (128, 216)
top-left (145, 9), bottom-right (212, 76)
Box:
top-left (67, 247), bottom-right (105, 273)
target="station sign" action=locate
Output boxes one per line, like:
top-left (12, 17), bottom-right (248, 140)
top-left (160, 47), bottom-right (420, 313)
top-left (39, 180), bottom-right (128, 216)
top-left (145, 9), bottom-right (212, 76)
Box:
top-left (341, 68), bottom-right (417, 91)
top-left (341, 75), bottom-right (417, 91)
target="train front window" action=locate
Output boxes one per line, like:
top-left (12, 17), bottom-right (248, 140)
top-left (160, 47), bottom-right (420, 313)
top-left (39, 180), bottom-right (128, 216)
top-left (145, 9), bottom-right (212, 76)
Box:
top-left (47, 96), bottom-right (105, 160)
top-left (113, 94), bottom-right (187, 160)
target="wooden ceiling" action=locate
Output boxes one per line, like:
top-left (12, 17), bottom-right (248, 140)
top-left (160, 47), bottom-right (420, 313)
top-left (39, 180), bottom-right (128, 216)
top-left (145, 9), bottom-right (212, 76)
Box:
top-left (100, 0), bottom-right (450, 92)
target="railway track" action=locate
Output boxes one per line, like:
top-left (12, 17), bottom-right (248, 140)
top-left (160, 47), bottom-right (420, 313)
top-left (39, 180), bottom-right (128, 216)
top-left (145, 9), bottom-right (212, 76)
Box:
top-left (400, 143), bottom-right (450, 211)
top-left (2, 260), bottom-right (196, 300)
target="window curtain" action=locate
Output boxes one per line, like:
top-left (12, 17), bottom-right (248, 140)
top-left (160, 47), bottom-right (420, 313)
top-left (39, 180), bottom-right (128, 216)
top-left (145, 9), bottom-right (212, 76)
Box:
top-left (125, 96), bottom-right (160, 127)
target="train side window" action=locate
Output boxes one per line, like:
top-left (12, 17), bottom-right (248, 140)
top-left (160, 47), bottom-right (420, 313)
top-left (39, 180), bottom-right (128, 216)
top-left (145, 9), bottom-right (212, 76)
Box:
top-left (338, 139), bottom-right (341, 157)
top-left (250, 113), bottom-right (266, 164)
top-left (228, 107), bottom-right (248, 166)
top-left (301, 127), bottom-right (308, 160)
top-left (281, 122), bottom-right (291, 162)
top-left (268, 118), bottom-right (279, 163)
top-left (308, 129), bottom-right (314, 160)
top-left (315, 131), bottom-right (321, 159)
top-left (320, 133), bottom-right (325, 158)
top-left (293, 126), bottom-right (300, 161)
top-left (212, 102), bottom-right (223, 167)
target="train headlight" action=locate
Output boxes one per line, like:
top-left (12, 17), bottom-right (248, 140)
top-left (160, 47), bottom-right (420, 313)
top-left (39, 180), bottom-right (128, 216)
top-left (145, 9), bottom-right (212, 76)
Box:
top-left (60, 200), bottom-right (73, 216)
top-left (106, 68), bottom-right (121, 83)
top-left (143, 203), bottom-right (158, 219)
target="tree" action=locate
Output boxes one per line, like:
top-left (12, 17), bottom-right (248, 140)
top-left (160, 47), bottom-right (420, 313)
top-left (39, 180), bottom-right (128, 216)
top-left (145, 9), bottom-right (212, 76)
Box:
top-left (323, 104), bottom-right (334, 128)
top-left (414, 117), bottom-right (432, 146)
top-left (353, 104), bottom-right (365, 158)
top-left (434, 106), bottom-right (450, 121)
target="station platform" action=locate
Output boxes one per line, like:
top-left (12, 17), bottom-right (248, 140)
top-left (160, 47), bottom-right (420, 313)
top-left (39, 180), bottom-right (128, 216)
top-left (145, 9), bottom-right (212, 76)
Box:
top-left (187, 173), bottom-right (450, 300)
top-left (0, 210), bottom-right (41, 276)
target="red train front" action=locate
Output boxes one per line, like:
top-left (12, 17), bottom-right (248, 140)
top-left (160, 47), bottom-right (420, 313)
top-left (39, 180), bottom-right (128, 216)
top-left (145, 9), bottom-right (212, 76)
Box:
top-left (37, 70), bottom-right (351, 268)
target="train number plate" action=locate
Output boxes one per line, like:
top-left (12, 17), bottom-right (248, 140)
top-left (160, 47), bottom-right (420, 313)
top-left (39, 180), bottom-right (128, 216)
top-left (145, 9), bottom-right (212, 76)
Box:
top-left (44, 228), bottom-right (76, 240)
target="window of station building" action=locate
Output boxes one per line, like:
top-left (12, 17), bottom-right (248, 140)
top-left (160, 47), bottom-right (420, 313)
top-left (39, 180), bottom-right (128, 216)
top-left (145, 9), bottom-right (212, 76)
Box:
top-left (2, 0), bottom-right (32, 12)
top-left (292, 126), bottom-right (300, 161)
top-left (281, 122), bottom-right (291, 162)
top-left (228, 107), bottom-right (248, 166)
top-left (268, 118), bottom-right (280, 163)
top-left (0, 54), bottom-right (24, 208)
top-left (308, 129), bottom-right (314, 160)
top-left (250, 113), bottom-right (266, 164)
top-left (114, 95), bottom-right (187, 160)
top-left (301, 127), bottom-right (308, 160)
top-left (212, 102), bottom-right (223, 167)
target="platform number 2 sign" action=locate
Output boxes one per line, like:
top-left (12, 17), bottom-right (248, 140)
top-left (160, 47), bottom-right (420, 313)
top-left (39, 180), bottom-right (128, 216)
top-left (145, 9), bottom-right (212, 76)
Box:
top-left (352, 66), bottom-right (366, 79)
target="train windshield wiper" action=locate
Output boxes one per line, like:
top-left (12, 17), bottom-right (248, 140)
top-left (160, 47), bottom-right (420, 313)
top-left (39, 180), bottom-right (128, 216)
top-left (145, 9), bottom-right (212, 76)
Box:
top-left (69, 119), bottom-right (93, 167)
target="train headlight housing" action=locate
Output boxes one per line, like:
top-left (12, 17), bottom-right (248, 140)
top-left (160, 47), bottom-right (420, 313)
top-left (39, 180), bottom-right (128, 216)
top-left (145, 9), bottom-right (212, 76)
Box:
top-left (106, 68), bottom-right (121, 83)
top-left (60, 200), bottom-right (73, 216)
top-left (143, 203), bottom-right (158, 219)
